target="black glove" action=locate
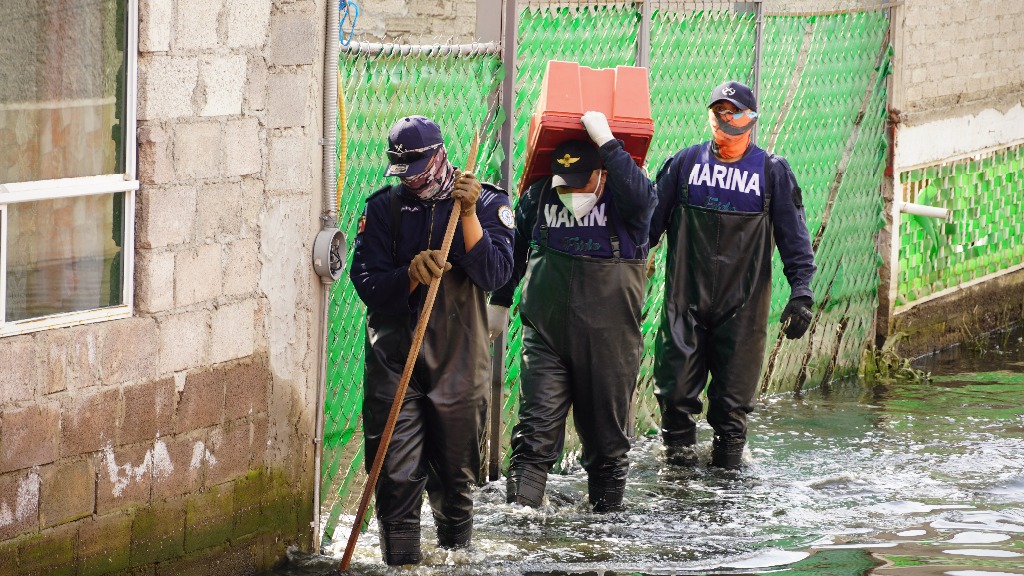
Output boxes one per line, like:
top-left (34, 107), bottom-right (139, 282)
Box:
top-left (780, 296), bottom-right (813, 339)
top-left (452, 171), bottom-right (481, 216)
top-left (408, 249), bottom-right (451, 286)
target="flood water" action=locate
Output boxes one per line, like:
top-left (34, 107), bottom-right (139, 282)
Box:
top-left (280, 327), bottom-right (1024, 575)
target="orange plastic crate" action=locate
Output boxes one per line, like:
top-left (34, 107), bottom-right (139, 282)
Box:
top-left (519, 60), bottom-right (654, 195)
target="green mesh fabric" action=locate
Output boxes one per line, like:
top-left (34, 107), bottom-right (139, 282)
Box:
top-left (320, 49), bottom-right (503, 537)
top-left (323, 5), bottom-right (894, 526)
top-left (897, 144), bottom-right (1024, 307)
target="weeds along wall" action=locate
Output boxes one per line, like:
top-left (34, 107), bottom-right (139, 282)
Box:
top-left (897, 144), bottom-right (1024, 310)
top-left (321, 2), bottom-right (891, 536)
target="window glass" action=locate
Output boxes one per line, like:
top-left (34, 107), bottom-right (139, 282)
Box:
top-left (5, 193), bottom-right (124, 321)
top-left (0, 0), bottom-right (127, 184)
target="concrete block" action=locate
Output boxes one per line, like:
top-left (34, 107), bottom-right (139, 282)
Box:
top-left (269, 6), bottom-right (318, 66)
top-left (174, 0), bottom-right (223, 51)
top-left (197, 182), bottom-right (244, 242)
top-left (139, 0), bottom-right (173, 52)
top-left (96, 443), bottom-right (153, 514)
top-left (130, 498), bottom-right (185, 565)
top-left (0, 405), bottom-right (59, 473)
top-left (244, 55), bottom-right (269, 113)
top-left (158, 310), bottom-right (211, 374)
top-left (223, 359), bottom-right (271, 421)
top-left (173, 122), bottom-right (223, 180)
top-left (210, 300), bottom-right (258, 365)
top-left (205, 423), bottom-right (251, 486)
top-left (232, 470), bottom-right (263, 539)
top-left (250, 415), bottom-right (268, 467)
top-left (226, 0), bottom-right (271, 48)
top-left (266, 70), bottom-right (310, 129)
top-left (176, 367), bottom-right (226, 433)
top-left (135, 249), bottom-right (176, 314)
top-left (174, 243), bottom-right (224, 307)
top-left (137, 185), bottom-right (198, 249)
top-left (223, 239), bottom-right (261, 297)
top-left (39, 326), bottom-right (101, 393)
top-left (99, 317), bottom-right (161, 386)
top-left (138, 124), bottom-right (176, 185)
top-left (60, 388), bottom-right (120, 457)
top-left (120, 378), bottom-right (177, 445)
top-left (40, 458), bottom-right (95, 528)
top-left (240, 176), bottom-right (265, 235)
top-left (184, 483), bottom-right (233, 552)
top-left (138, 56), bottom-right (198, 121)
top-left (151, 435), bottom-right (202, 500)
top-left (0, 336), bottom-right (36, 406)
top-left (200, 55), bottom-right (247, 117)
top-left (18, 523), bottom-right (76, 576)
top-left (0, 469), bottom-right (40, 540)
top-left (222, 118), bottom-right (262, 177)
top-left (267, 136), bottom-right (312, 191)
top-left (78, 512), bottom-right (133, 576)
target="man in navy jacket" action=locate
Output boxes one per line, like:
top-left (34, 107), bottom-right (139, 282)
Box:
top-left (350, 115), bottom-right (514, 565)
top-left (649, 81), bottom-right (817, 469)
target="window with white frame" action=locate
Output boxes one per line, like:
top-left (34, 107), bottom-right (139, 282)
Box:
top-left (0, 0), bottom-right (137, 336)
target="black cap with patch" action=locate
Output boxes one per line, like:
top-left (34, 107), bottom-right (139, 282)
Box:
top-left (708, 80), bottom-right (757, 112)
top-left (550, 139), bottom-right (600, 188)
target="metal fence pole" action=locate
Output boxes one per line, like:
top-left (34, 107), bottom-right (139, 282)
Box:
top-left (637, 0), bottom-right (652, 69)
top-left (752, 0), bottom-right (763, 145)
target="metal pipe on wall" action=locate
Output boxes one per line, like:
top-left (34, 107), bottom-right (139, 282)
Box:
top-left (313, 0), bottom-right (341, 552)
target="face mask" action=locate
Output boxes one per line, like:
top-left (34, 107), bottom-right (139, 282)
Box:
top-left (557, 171), bottom-right (602, 219)
top-left (708, 109), bottom-right (755, 161)
top-left (401, 146), bottom-right (456, 200)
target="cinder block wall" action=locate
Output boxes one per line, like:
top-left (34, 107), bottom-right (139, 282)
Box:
top-left (0, 1), bottom-right (326, 574)
top-left (897, 0), bottom-right (1024, 125)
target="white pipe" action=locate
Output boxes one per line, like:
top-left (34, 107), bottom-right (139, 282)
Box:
top-left (900, 201), bottom-right (950, 219)
top-left (314, 0), bottom-right (341, 552)
top-left (341, 41), bottom-right (500, 56)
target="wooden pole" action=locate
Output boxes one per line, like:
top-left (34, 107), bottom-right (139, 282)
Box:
top-left (339, 133), bottom-right (480, 571)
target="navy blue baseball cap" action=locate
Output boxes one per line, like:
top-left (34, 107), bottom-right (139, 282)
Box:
top-left (708, 81), bottom-right (757, 112)
top-left (550, 139), bottom-right (600, 188)
top-left (384, 115), bottom-right (444, 177)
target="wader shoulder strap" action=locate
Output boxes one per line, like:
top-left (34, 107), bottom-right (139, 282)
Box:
top-left (536, 181), bottom-right (550, 247)
top-left (762, 153), bottom-right (773, 213)
top-left (679, 146), bottom-right (700, 207)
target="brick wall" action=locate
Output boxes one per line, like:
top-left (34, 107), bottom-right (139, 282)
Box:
top-left (0, 1), bottom-right (325, 573)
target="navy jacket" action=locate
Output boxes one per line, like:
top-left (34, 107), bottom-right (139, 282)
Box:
top-left (350, 183), bottom-right (515, 316)
top-left (650, 142), bottom-right (816, 301)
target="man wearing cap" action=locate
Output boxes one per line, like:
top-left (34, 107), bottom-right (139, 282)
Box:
top-left (649, 81), bottom-right (816, 469)
top-left (350, 115), bottom-right (514, 565)
top-left (491, 111), bottom-right (656, 512)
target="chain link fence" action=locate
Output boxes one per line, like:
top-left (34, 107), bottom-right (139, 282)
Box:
top-left (320, 1), bottom-right (893, 539)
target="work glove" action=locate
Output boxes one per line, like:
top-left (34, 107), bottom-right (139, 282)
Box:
top-left (452, 170), bottom-right (481, 216)
top-left (487, 304), bottom-right (509, 342)
top-left (581, 110), bottom-right (615, 147)
top-left (780, 296), bottom-right (813, 339)
top-left (408, 249), bottom-right (451, 286)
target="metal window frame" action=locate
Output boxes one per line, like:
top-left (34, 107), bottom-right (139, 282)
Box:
top-left (0, 0), bottom-right (138, 338)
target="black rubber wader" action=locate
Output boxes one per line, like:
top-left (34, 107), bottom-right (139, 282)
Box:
top-left (507, 238), bottom-right (645, 511)
top-left (363, 266), bottom-right (489, 564)
top-left (653, 199), bottom-right (773, 469)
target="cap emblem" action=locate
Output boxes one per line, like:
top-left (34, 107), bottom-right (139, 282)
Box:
top-left (557, 154), bottom-right (580, 168)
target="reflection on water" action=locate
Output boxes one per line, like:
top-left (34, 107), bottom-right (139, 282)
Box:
top-left (277, 328), bottom-right (1024, 575)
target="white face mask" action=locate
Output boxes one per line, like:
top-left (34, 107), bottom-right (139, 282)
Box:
top-left (556, 172), bottom-right (602, 219)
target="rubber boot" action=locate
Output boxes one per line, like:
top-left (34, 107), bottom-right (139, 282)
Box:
top-left (506, 467), bottom-right (547, 507)
top-left (663, 426), bottom-right (698, 466)
top-left (711, 435), bottom-right (745, 469)
top-left (379, 521), bottom-right (421, 566)
top-left (588, 476), bottom-right (626, 513)
top-left (436, 517), bottom-right (472, 550)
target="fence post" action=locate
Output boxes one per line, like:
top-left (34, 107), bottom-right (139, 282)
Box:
top-left (752, 0), bottom-right (763, 145)
top-left (636, 0), bottom-right (652, 69)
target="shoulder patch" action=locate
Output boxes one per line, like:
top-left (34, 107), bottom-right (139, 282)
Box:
top-left (498, 205), bottom-right (515, 229)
